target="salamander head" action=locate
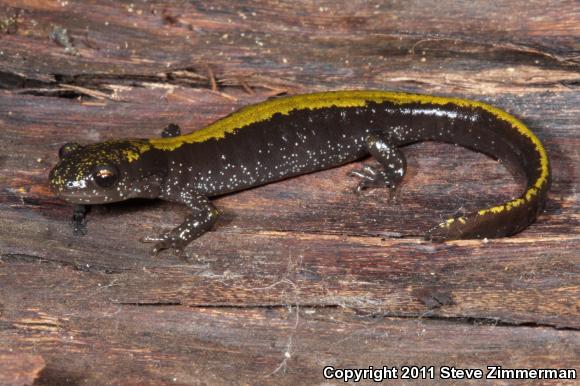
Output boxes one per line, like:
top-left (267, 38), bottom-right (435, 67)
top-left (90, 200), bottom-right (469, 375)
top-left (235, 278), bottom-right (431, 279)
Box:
top-left (49, 140), bottom-right (155, 204)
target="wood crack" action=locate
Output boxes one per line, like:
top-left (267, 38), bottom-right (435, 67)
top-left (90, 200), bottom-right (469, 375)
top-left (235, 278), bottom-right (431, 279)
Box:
top-left (0, 253), bottom-right (127, 274)
top-left (112, 303), bottom-right (579, 331)
top-left (370, 312), bottom-right (579, 331)
top-left (0, 66), bottom-right (295, 99)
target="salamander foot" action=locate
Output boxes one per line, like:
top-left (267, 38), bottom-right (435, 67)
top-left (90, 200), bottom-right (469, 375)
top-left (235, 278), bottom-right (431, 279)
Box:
top-left (350, 165), bottom-right (396, 192)
top-left (140, 233), bottom-right (187, 258)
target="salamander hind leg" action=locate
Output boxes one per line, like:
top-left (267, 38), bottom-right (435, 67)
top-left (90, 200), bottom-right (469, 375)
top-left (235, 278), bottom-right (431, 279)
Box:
top-left (141, 190), bottom-right (219, 257)
top-left (350, 132), bottom-right (407, 193)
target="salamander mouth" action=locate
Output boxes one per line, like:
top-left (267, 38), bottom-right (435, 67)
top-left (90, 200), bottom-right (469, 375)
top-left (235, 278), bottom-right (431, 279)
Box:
top-left (48, 175), bottom-right (95, 203)
top-left (49, 164), bottom-right (92, 202)
top-left (52, 189), bottom-right (117, 205)
top-left (49, 164), bottom-right (125, 204)
top-left (49, 186), bottom-right (88, 202)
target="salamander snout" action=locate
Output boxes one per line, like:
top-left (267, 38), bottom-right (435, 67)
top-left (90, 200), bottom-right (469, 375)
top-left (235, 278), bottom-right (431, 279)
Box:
top-left (49, 140), bottom-right (143, 204)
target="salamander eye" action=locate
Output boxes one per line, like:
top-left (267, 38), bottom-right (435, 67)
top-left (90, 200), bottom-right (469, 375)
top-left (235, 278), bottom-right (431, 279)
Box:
top-left (59, 143), bottom-right (83, 159)
top-left (93, 165), bottom-right (118, 188)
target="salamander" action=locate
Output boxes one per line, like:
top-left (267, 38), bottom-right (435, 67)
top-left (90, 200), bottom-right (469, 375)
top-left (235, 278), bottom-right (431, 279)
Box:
top-left (49, 90), bottom-right (550, 254)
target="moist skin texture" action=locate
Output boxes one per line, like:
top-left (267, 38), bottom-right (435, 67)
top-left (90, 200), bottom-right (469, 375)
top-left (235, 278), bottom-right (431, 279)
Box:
top-left (49, 90), bottom-right (550, 255)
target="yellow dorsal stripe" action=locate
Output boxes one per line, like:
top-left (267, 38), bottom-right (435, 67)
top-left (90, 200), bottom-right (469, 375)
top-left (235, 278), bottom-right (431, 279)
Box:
top-left (144, 90), bottom-right (548, 217)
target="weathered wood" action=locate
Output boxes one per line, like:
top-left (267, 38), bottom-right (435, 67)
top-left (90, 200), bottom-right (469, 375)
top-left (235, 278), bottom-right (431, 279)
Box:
top-left (1, 294), bottom-right (579, 385)
top-left (0, 352), bottom-right (45, 386)
top-left (0, 0), bottom-right (578, 384)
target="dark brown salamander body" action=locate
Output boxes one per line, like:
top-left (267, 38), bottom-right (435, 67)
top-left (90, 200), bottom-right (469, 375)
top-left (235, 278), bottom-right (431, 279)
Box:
top-left (49, 91), bottom-right (550, 254)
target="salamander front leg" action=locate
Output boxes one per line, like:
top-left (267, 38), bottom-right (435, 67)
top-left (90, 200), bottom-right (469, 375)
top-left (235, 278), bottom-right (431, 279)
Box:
top-left (350, 132), bottom-right (407, 192)
top-left (161, 123), bottom-right (181, 138)
top-left (71, 204), bottom-right (89, 236)
top-left (141, 191), bottom-right (219, 256)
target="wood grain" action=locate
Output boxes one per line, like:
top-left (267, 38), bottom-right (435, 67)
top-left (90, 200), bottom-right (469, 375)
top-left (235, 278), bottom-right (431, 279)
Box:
top-left (0, 0), bottom-right (578, 384)
top-left (0, 352), bottom-right (45, 386)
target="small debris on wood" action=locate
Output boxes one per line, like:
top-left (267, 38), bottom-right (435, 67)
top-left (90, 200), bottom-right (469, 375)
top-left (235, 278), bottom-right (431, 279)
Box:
top-left (49, 25), bottom-right (78, 55)
top-left (414, 288), bottom-right (455, 309)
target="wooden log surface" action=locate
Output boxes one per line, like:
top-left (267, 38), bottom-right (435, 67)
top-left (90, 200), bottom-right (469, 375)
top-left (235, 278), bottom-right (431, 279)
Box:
top-left (0, 352), bottom-right (45, 386)
top-left (0, 0), bottom-right (578, 384)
